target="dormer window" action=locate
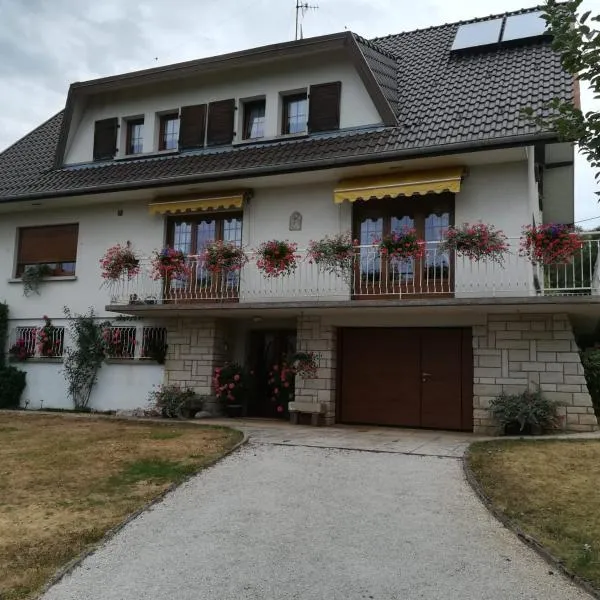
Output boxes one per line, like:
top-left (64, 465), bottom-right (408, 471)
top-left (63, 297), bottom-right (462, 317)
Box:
top-left (282, 93), bottom-right (307, 135)
top-left (159, 113), bottom-right (179, 151)
top-left (126, 118), bottom-right (144, 155)
top-left (243, 100), bottom-right (266, 140)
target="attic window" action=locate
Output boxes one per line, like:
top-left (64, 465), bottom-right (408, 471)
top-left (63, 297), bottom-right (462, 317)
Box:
top-left (282, 93), bottom-right (308, 135)
top-left (126, 118), bottom-right (144, 155)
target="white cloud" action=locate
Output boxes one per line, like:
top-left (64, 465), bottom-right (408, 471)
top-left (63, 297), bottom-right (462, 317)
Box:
top-left (0, 0), bottom-right (598, 222)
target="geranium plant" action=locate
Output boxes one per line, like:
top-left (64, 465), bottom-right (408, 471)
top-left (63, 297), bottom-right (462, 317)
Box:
top-left (8, 338), bottom-right (33, 362)
top-left (255, 240), bottom-right (298, 277)
top-left (520, 224), bottom-right (584, 265)
top-left (378, 229), bottom-right (425, 260)
top-left (307, 232), bottom-right (357, 277)
top-left (37, 315), bottom-right (62, 358)
top-left (440, 222), bottom-right (509, 264)
top-left (202, 240), bottom-right (248, 273)
top-left (100, 242), bottom-right (140, 281)
top-left (213, 363), bottom-right (252, 408)
top-left (150, 247), bottom-right (190, 281)
top-left (267, 363), bottom-right (296, 415)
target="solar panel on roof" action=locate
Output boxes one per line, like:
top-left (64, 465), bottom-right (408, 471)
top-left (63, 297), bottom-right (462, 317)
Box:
top-left (502, 11), bottom-right (549, 42)
top-left (451, 18), bottom-right (503, 51)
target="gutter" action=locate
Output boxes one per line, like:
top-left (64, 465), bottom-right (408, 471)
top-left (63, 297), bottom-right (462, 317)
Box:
top-left (2, 131), bottom-right (557, 204)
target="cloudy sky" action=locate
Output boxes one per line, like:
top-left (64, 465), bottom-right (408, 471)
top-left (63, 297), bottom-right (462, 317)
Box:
top-left (1, 0), bottom-right (598, 225)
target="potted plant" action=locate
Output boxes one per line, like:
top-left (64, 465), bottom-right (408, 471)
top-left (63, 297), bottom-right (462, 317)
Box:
top-left (202, 240), bottom-right (248, 274)
top-left (440, 222), bottom-right (508, 264)
top-left (267, 363), bottom-right (296, 417)
top-left (255, 240), bottom-right (298, 277)
top-left (307, 232), bottom-right (357, 278)
top-left (37, 315), bottom-right (62, 358)
top-left (150, 247), bottom-right (190, 282)
top-left (377, 229), bottom-right (425, 260)
top-left (490, 389), bottom-right (561, 435)
top-left (290, 351), bottom-right (320, 379)
top-left (213, 363), bottom-right (252, 417)
top-left (520, 223), bottom-right (584, 265)
top-left (100, 242), bottom-right (140, 282)
top-left (21, 264), bottom-right (53, 297)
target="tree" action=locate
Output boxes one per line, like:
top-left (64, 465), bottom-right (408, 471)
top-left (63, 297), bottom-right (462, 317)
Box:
top-left (523, 0), bottom-right (600, 196)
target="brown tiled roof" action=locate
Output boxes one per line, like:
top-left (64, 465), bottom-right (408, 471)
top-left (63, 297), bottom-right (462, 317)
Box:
top-left (0, 6), bottom-right (569, 202)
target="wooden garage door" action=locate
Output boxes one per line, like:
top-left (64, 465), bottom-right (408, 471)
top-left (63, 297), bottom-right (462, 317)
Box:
top-left (339, 328), bottom-right (473, 431)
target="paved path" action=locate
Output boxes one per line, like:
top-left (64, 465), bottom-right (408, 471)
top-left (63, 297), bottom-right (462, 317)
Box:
top-left (42, 424), bottom-right (591, 600)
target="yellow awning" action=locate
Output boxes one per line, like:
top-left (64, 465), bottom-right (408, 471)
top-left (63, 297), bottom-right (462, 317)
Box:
top-left (148, 191), bottom-right (249, 215)
top-left (333, 167), bottom-right (465, 204)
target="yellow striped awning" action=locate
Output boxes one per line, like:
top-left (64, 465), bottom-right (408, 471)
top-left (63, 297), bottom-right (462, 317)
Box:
top-left (148, 191), bottom-right (250, 215)
top-left (333, 167), bottom-right (465, 204)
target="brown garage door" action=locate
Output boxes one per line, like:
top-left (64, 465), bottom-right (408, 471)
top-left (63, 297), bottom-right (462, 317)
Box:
top-left (339, 328), bottom-right (473, 431)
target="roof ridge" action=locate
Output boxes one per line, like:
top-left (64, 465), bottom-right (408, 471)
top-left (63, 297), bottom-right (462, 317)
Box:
top-left (371, 4), bottom-right (544, 41)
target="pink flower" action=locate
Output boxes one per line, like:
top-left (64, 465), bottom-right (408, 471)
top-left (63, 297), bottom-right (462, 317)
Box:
top-left (228, 383), bottom-right (235, 389)
top-left (234, 374), bottom-right (240, 382)
top-left (276, 405), bottom-right (283, 413)
top-left (283, 382), bottom-right (290, 388)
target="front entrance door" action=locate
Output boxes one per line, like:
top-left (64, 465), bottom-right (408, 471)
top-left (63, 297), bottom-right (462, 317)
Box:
top-left (247, 330), bottom-right (296, 418)
top-left (339, 328), bottom-right (472, 431)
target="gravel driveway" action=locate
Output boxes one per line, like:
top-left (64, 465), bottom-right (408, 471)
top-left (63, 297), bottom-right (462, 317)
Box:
top-left (42, 439), bottom-right (590, 600)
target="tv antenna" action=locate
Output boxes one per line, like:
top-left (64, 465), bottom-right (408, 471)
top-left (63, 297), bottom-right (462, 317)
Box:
top-left (295, 0), bottom-right (318, 40)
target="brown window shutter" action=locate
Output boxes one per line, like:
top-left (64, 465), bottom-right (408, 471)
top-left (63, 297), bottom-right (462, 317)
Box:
top-left (18, 224), bottom-right (79, 264)
top-left (179, 104), bottom-right (206, 150)
top-left (93, 118), bottom-right (118, 160)
top-left (206, 99), bottom-right (236, 146)
top-left (308, 82), bottom-right (342, 133)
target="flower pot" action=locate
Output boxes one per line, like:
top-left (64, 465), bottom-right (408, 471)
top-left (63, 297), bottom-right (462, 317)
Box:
top-left (504, 421), bottom-right (533, 436)
top-left (225, 404), bottom-right (243, 418)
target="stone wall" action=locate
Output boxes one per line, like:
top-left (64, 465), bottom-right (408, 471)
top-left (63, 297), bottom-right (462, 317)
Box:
top-left (473, 313), bottom-right (598, 434)
top-left (294, 316), bottom-right (337, 425)
top-left (164, 318), bottom-right (229, 397)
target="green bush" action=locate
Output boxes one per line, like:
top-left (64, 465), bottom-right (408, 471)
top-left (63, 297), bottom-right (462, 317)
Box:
top-left (581, 349), bottom-right (600, 414)
top-left (0, 366), bottom-right (27, 409)
top-left (490, 388), bottom-right (560, 433)
top-left (147, 384), bottom-right (196, 418)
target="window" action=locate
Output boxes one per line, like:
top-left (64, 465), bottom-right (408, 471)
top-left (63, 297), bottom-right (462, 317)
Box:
top-left (159, 113), bottom-right (180, 151)
top-left (11, 326), bottom-right (65, 358)
top-left (243, 100), bottom-right (266, 140)
top-left (126, 118), bottom-right (144, 155)
top-left (141, 327), bottom-right (167, 362)
top-left (282, 93), bottom-right (308, 135)
top-left (103, 326), bottom-right (136, 359)
top-left (13, 327), bottom-right (37, 359)
top-left (17, 224), bottom-right (78, 277)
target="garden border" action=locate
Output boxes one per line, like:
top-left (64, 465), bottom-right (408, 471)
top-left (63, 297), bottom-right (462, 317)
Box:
top-left (462, 444), bottom-right (600, 600)
top-left (33, 418), bottom-right (248, 599)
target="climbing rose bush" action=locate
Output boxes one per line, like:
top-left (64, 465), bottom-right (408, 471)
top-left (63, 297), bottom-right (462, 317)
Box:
top-left (255, 240), bottom-right (298, 277)
top-left (213, 363), bottom-right (252, 405)
top-left (441, 223), bottom-right (508, 264)
top-left (520, 224), bottom-right (584, 265)
top-left (37, 315), bottom-right (62, 357)
top-left (100, 243), bottom-right (140, 281)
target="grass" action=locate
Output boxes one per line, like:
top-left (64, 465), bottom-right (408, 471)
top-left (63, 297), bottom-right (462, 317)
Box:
top-left (468, 439), bottom-right (600, 589)
top-left (0, 413), bottom-right (242, 600)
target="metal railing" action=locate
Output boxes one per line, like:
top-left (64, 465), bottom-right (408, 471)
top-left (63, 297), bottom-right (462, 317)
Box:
top-left (108, 236), bottom-right (600, 305)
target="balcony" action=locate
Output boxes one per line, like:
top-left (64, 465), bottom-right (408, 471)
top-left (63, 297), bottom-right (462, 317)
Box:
top-left (108, 236), bottom-right (600, 307)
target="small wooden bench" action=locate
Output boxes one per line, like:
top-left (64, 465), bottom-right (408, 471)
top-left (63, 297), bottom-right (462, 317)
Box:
top-left (288, 401), bottom-right (325, 426)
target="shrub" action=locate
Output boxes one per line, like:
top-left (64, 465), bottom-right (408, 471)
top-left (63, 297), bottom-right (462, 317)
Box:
top-left (0, 366), bottom-right (27, 409)
top-left (581, 348), bottom-right (600, 414)
top-left (213, 363), bottom-right (252, 406)
top-left (147, 384), bottom-right (196, 418)
top-left (490, 388), bottom-right (561, 433)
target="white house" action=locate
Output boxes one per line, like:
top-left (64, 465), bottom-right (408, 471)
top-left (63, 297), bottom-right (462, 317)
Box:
top-left (0, 7), bottom-right (598, 433)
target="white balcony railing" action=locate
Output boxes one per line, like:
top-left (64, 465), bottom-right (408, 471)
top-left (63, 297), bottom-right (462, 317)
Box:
top-left (108, 236), bottom-right (600, 306)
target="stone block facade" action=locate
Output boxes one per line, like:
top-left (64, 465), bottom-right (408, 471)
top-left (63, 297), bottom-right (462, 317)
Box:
top-left (294, 315), bottom-right (337, 425)
top-left (163, 318), bottom-right (229, 396)
top-left (473, 313), bottom-right (598, 434)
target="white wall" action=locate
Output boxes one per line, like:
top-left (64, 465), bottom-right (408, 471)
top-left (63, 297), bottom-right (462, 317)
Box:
top-left (65, 53), bottom-right (382, 164)
top-left (454, 161), bottom-right (534, 297)
top-left (19, 360), bottom-right (163, 411)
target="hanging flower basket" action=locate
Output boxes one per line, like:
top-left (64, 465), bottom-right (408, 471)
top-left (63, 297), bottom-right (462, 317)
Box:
top-left (520, 224), bottom-right (584, 265)
top-left (255, 240), bottom-right (298, 277)
top-left (290, 351), bottom-right (320, 379)
top-left (440, 223), bottom-right (509, 264)
top-left (202, 241), bottom-right (248, 273)
top-left (150, 247), bottom-right (190, 281)
top-left (100, 242), bottom-right (140, 281)
top-left (307, 232), bottom-right (357, 277)
top-left (377, 229), bottom-right (425, 260)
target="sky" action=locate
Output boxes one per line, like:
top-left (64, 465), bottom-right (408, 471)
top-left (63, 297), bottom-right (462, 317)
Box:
top-left (0, 0), bottom-right (599, 226)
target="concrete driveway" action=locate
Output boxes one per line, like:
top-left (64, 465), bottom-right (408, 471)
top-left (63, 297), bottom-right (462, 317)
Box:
top-left (42, 424), bottom-right (590, 600)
